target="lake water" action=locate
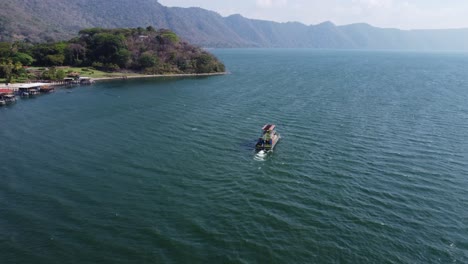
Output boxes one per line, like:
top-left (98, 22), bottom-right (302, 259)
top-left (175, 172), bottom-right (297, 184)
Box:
top-left (1, 49), bottom-right (468, 263)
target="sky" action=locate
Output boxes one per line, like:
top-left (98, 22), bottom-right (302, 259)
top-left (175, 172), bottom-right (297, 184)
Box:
top-left (158, 0), bottom-right (468, 30)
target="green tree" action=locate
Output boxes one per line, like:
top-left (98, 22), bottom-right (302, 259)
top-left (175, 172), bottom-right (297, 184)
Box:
top-left (195, 53), bottom-right (215, 73)
top-left (0, 59), bottom-right (22, 83)
top-left (41, 67), bottom-right (58, 80)
top-left (138, 52), bottom-right (158, 69)
top-left (115, 49), bottom-right (130, 68)
top-left (156, 30), bottom-right (179, 45)
top-left (79, 28), bottom-right (105, 36)
top-left (41, 70), bottom-right (51, 80)
top-left (12, 52), bottom-right (34, 66)
top-left (0, 60), bottom-right (14, 83)
top-left (45, 54), bottom-right (65, 66)
top-left (56, 69), bottom-right (66, 80)
top-left (32, 42), bottom-right (67, 66)
top-left (1, 27), bottom-right (225, 76)
top-left (90, 33), bottom-right (129, 68)
top-left (0, 42), bottom-right (12, 58)
top-left (65, 43), bottom-right (86, 66)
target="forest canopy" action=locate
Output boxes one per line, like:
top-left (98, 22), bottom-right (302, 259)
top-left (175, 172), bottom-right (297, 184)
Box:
top-left (0, 27), bottom-right (225, 82)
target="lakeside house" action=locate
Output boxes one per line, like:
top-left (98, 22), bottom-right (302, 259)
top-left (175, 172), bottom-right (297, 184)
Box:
top-left (1, 83), bottom-right (58, 96)
top-left (40, 86), bottom-right (55, 93)
top-left (0, 83), bottom-right (49, 92)
top-left (0, 77), bottom-right (94, 106)
top-left (0, 88), bottom-right (17, 105)
top-left (16, 83), bottom-right (49, 96)
top-left (78, 77), bottom-right (94, 84)
top-left (18, 86), bottom-right (40, 97)
top-left (0, 88), bottom-right (14, 94)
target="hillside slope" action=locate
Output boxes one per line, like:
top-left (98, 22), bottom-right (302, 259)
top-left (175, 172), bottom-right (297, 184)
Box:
top-left (2, 0), bottom-right (468, 50)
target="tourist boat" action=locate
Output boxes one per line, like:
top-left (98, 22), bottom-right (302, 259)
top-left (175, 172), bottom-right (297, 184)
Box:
top-left (19, 87), bottom-right (40, 97)
top-left (0, 89), bottom-right (13, 105)
top-left (255, 124), bottom-right (280, 151)
top-left (3, 94), bottom-right (17, 104)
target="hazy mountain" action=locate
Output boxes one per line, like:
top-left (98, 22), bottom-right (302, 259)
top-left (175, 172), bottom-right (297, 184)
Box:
top-left (2, 0), bottom-right (468, 50)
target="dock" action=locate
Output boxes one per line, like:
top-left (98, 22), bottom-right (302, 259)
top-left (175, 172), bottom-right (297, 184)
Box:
top-left (0, 78), bottom-right (95, 106)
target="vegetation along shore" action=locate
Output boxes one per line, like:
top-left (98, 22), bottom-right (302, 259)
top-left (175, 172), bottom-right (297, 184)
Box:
top-left (0, 27), bottom-right (226, 85)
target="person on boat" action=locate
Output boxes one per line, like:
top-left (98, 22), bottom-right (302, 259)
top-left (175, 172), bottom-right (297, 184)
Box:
top-left (265, 131), bottom-right (271, 145)
top-left (256, 138), bottom-right (264, 148)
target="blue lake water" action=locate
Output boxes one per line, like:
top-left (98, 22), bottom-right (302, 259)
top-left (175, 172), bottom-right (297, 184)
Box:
top-left (1, 49), bottom-right (468, 263)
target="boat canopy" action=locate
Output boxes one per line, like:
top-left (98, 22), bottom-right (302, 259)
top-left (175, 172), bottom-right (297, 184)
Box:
top-left (0, 89), bottom-right (14, 95)
top-left (17, 83), bottom-right (48, 89)
top-left (262, 124), bottom-right (276, 131)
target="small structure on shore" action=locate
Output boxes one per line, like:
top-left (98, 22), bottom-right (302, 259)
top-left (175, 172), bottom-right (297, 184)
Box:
top-left (67, 72), bottom-right (80, 79)
top-left (19, 87), bottom-right (40, 97)
top-left (0, 88), bottom-right (13, 94)
top-left (40, 86), bottom-right (55, 93)
top-left (64, 77), bottom-right (75, 84)
top-left (78, 77), bottom-right (94, 85)
top-left (0, 89), bottom-right (17, 105)
top-left (0, 78), bottom-right (97, 107)
top-left (8, 82), bottom-right (48, 95)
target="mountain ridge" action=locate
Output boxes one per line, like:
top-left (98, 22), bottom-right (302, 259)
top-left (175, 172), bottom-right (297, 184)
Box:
top-left (1, 0), bottom-right (468, 50)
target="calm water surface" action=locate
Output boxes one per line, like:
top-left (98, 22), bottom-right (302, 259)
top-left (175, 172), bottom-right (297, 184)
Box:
top-left (1, 49), bottom-right (468, 263)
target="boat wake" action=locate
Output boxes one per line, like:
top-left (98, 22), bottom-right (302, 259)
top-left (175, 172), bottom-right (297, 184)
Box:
top-left (254, 150), bottom-right (268, 161)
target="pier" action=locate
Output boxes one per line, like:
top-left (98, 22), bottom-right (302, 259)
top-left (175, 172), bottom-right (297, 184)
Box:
top-left (0, 78), bottom-right (95, 106)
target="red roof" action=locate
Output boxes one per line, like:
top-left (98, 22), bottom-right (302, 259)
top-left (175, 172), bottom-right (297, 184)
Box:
top-left (0, 89), bottom-right (14, 94)
top-left (262, 124), bottom-right (276, 131)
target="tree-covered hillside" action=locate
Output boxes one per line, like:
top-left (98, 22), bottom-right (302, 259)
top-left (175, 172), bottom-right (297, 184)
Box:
top-left (0, 0), bottom-right (168, 42)
top-left (0, 27), bottom-right (225, 82)
top-left (2, 0), bottom-right (468, 50)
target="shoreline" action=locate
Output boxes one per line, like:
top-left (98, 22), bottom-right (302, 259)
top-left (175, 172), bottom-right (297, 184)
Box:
top-left (0, 72), bottom-right (228, 90)
top-left (92, 72), bottom-right (229, 82)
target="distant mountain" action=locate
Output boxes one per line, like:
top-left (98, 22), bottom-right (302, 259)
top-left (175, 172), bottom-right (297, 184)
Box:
top-left (2, 0), bottom-right (468, 50)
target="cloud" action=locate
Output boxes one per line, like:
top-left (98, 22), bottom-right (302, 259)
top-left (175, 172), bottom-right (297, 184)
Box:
top-left (352, 0), bottom-right (394, 9)
top-left (256, 0), bottom-right (288, 9)
top-left (159, 0), bottom-right (468, 29)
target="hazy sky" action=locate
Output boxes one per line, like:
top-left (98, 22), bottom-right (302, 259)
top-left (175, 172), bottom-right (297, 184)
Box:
top-left (158, 0), bottom-right (468, 29)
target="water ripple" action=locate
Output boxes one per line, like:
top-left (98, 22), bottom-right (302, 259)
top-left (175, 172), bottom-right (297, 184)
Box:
top-left (1, 50), bottom-right (468, 263)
